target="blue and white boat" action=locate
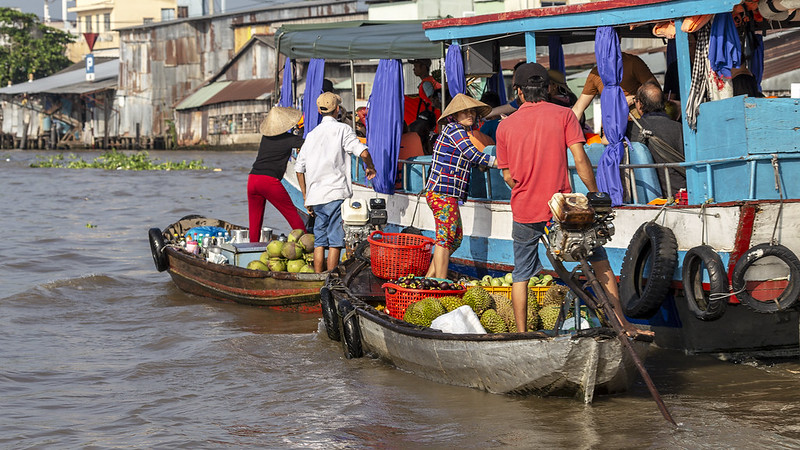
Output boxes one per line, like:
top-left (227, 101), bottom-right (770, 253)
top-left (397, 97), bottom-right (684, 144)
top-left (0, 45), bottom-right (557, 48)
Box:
top-left (276, 2), bottom-right (800, 355)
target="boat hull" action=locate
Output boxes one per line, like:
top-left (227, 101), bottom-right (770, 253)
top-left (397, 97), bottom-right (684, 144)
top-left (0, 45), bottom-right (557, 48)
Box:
top-left (165, 247), bottom-right (325, 308)
top-left (326, 259), bottom-right (651, 402)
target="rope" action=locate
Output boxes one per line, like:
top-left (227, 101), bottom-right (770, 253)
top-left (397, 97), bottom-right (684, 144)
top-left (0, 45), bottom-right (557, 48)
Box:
top-left (770, 154), bottom-right (785, 246)
top-left (700, 202), bottom-right (707, 246)
top-left (343, 308), bottom-right (358, 323)
top-left (709, 286), bottom-right (747, 302)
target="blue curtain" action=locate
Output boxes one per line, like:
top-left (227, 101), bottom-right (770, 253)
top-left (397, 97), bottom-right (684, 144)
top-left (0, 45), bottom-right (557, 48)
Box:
top-left (302, 59), bottom-right (325, 137)
top-left (489, 70), bottom-right (507, 105)
top-left (278, 58), bottom-right (294, 107)
top-left (446, 44), bottom-right (465, 98)
top-left (751, 34), bottom-right (764, 91)
top-left (709, 13), bottom-right (741, 78)
top-left (594, 27), bottom-right (629, 206)
top-left (366, 59), bottom-right (404, 195)
top-left (548, 36), bottom-right (565, 75)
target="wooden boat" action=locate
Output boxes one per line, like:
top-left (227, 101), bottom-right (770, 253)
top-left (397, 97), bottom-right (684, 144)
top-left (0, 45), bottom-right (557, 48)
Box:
top-left (321, 255), bottom-right (653, 403)
top-left (279, 0), bottom-right (800, 355)
top-left (148, 215), bottom-right (325, 308)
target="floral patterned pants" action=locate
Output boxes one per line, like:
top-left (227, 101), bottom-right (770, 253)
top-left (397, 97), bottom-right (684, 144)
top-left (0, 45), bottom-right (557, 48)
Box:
top-left (426, 191), bottom-right (463, 252)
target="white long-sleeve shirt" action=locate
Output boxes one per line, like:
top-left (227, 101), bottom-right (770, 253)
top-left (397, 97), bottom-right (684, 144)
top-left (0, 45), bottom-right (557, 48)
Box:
top-left (295, 116), bottom-right (368, 206)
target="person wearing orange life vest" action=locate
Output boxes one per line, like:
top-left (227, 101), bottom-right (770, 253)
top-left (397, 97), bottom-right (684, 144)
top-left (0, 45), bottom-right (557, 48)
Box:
top-left (411, 59), bottom-right (442, 119)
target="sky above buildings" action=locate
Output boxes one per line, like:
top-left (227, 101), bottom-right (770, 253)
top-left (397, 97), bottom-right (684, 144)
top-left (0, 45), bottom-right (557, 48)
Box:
top-left (0, 0), bottom-right (279, 23)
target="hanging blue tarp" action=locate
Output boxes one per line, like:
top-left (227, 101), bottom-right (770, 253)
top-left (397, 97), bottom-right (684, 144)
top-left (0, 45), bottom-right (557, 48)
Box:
top-left (594, 27), bottom-right (629, 206)
top-left (548, 36), bottom-right (565, 76)
top-left (489, 69), bottom-right (507, 105)
top-left (751, 34), bottom-right (764, 91)
top-left (366, 59), bottom-right (405, 195)
top-left (446, 44), bottom-right (465, 98)
top-left (278, 58), bottom-right (294, 108)
top-left (302, 59), bottom-right (325, 137)
top-left (708, 13), bottom-right (741, 78)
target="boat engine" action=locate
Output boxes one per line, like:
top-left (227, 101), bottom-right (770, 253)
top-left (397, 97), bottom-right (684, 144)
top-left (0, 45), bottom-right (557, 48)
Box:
top-left (546, 192), bottom-right (614, 262)
top-left (341, 197), bottom-right (387, 255)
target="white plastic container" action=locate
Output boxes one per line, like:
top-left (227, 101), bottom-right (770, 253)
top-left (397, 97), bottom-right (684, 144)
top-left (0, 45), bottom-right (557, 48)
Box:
top-left (341, 198), bottom-right (369, 226)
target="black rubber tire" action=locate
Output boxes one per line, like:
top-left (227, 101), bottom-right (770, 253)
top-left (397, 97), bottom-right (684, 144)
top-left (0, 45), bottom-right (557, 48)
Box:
top-left (731, 243), bottom-right (800, 313)
top-left (320, 287), bottom-right (341, 342)
top-left (338, 299), bottom-right (363, 359)
top-left (148, 228), bottom-right (168, 272)
top-left (682, 245), bottom-right (728, 321)
top-left (620, 222), bottom-right (678, 318)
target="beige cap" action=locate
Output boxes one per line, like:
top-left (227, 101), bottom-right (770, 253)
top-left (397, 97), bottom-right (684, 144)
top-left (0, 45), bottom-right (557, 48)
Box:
top-left (317, 92), bottom-right (342, 113)
top-left (438, 93), bottom-right (492, 125)
top-left (259, 106), bottom-right (303, 137)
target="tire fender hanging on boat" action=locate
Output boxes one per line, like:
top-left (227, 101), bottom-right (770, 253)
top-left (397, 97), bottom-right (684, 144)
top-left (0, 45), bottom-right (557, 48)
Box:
top-left (338, 299), bottom-right (363, 359)
top-left (682, 245), bottom-right (728, 321)
top-left (620, 222), bottom-right (678, 319)
top-left (731, 243), bottom-right (800, 313)
top-left (148, 228), bottom-right (168, 272)
top-left (320, 287), bottom-right (341, 342)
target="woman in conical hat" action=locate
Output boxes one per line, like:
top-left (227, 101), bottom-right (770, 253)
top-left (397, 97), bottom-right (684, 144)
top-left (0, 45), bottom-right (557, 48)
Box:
top-left (424, 93), bottom-right (497, 278)
top-left (248, 106), bottom-right (307, 242)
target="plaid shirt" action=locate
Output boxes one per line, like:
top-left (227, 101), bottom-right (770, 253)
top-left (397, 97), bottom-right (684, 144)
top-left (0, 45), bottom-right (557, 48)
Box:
top-left (425, 121), bottom-right (493, 201)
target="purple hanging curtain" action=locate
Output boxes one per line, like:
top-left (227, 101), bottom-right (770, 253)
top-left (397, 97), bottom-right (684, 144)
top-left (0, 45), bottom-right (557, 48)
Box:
top-left (751, 34), bottom-right (764, 91)
top-left (594, 27), bottom-right (629, 206)
top-left (302, 59), bottom-right (325, 137)
top-left (278, 57), bottom-right (294, 107)
top-left (548, 36), bottom-right (565, 75)
top-left (446, 44), bottom-right (465, 98)
top-left (366, 59), bottom-right (404, 195)
top-left (489, 70), bottom-right (507, 105)
top-left (709, 13), bottom-right (741, 78)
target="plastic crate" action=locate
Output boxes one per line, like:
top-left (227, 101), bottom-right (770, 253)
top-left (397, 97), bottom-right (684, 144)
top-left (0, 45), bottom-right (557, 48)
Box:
top-left (368, 230), bottom-right (434, 280)
top-left (382, 281), bottom-right (465, 320)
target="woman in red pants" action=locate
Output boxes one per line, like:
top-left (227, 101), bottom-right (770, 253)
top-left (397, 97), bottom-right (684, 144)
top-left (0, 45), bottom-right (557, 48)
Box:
top-left (248, 107), bottom-right (307, 242)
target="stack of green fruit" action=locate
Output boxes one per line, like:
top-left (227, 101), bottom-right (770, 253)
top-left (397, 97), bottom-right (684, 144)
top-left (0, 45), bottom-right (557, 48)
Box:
top-left (246, 228), bottom-right (315, 273)
top-left (404, 286), bottom-right (516, 334)
top-left (465, 273), bottom-right (555, 288)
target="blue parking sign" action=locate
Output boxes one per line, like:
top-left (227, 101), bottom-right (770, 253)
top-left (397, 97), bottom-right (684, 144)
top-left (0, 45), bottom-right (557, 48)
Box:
top-left (86, 53), bottom-right (95, 81)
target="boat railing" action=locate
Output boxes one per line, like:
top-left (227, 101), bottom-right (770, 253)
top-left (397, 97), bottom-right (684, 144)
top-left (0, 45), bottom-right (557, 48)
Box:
top-left (368, 151), bottom-right (800, 205)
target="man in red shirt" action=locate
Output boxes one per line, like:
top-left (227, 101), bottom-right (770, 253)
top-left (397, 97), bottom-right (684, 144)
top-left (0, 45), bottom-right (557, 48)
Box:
top-left (495, 62), bottom-right (643, 337)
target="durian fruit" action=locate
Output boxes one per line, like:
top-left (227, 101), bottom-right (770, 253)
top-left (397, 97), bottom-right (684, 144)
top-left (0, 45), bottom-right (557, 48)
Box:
top-left (541, 285), bottom-right (570, 307)
top-left (526, 308), bottom-right (540, 331)
top-left (539, 305), bottom-right (562, 330)
top-left (493, 294), bottom-right (515, 331)
top-left (527, 289), bottom-right (542, 313)
top-left (462, 287), bottom-right (492, 315)
top-left (480, 309), bottom-right (508, 333)
top-left (439, 295), bottom-right (466, 313)
top-left (417, 297), bottom-right (446, 325)
top-left (403, 301), bottom-right (426, 326)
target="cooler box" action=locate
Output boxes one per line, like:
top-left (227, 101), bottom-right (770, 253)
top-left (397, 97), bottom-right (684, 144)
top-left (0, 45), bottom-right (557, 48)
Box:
top-left (219, 242), bottom-right (268, 268)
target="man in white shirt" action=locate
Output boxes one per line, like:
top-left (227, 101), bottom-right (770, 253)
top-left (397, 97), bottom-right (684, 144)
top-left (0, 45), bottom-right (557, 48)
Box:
top-left (296, 92), bottom-right (377, 272)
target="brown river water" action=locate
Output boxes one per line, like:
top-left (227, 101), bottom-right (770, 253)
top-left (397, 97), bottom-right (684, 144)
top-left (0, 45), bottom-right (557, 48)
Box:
top-left (2, 149), bottom-right (800, 448)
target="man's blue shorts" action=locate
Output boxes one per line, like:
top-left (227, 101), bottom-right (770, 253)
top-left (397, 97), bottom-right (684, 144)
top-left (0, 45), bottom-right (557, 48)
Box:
top-left (511, 221), bottom-right (607, 283)
top-left (312, 199), bottom-right (345, 248)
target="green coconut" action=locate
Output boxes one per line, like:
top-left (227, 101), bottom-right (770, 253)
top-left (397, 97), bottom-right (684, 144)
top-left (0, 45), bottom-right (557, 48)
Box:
top-left (267, 258), bottom-right (286, 272)
top-left (281, 241), bottom-right (301, 260)
top-left (247, 260), bottom-right (269, 271)
top-left (266, 240), bottom-right (284, 258)
top-left (297, 233), bottom-right (315, 252)
top-left (287, 259), bottom-right (306, 273)
top-left (288, 228), bottom-right (305, 243)
top-left (300, 264), bottom-right (315, 273)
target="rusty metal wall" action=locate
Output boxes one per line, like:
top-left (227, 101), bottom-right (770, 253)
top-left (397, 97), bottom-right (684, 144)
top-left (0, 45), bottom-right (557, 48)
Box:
top-left (118, 1), bottom-right (362, 140)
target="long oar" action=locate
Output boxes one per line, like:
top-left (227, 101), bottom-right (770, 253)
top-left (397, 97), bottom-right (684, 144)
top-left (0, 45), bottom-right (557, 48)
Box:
top-left (541, 237), bottom-right (676, 426)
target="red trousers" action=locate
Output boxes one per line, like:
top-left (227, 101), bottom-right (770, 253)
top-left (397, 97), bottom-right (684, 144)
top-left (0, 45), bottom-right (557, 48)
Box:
top-left (247, 174), bottom-right (306, 242)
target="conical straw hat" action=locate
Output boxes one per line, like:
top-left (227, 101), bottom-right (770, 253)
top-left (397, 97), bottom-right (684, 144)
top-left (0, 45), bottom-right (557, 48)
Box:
top-left (260, 106), bottom-right (303, 137)
top-left (438, 93), bottom-right (492, 125)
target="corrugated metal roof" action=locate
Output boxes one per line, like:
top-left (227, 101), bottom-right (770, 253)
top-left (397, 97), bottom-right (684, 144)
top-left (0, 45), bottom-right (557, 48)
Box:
top-left (174, 81), bottom-right (232, 110)
top-left (0, 60), bottom-right (118, 95)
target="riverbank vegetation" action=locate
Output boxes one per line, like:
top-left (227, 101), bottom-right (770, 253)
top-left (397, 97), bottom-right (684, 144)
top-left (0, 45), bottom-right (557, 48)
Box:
top-left (30, 150), bottom-right (209, 170)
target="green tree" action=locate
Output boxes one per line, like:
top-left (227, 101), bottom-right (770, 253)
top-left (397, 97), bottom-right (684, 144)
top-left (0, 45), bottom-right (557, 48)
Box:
top-left (0, 8), bottom-right (75, 86)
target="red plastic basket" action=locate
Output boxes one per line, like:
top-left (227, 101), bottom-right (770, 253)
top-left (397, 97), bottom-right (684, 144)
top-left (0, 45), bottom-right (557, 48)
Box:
top-left (368, 230), bottom-right (434, 280)
top-left (382, 282), bottom-right (466, 320)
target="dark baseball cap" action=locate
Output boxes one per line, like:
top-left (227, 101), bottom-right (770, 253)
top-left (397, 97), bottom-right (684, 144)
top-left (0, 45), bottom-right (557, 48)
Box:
top-left (513, 62), bottom-right (549, 87)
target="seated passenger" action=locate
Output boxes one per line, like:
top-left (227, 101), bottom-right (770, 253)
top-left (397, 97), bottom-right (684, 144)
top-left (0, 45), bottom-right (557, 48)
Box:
top-left (626, 81), bottom-right (686, 198)
top-left (478, 91), bottom-right (502, 141)
top-left (547, 70), bottom-right (577, 108)
top-left (731, 67), bottom-right (765, 98)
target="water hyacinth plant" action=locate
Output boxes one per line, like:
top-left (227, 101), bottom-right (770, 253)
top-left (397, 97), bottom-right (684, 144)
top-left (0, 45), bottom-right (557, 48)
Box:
top-left (30, 150), bottom-right (209, 170)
